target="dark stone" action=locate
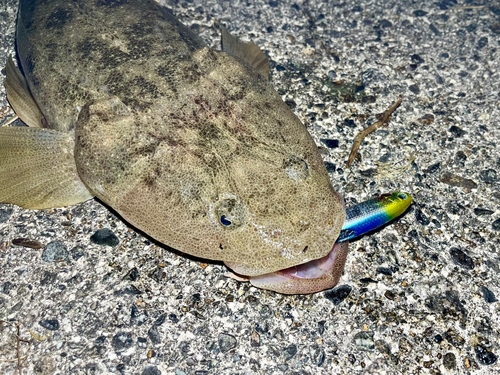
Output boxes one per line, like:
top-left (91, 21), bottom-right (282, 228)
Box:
top-left (142, 366), bottom-right (161, 375)
top-left (479, 169), bottom-right (497, 183)
top-left (477, 37), bottom-right (488, 50)
top-left (409, 84), bottom-right (420, 94)
top-left (168, 314), bottom-right (179, 323)
top-left (90, 228), bottom-right (120, 246)
top-left (450, 248), bottom-right (474, 270)
top-left (443, 352), bottom-right (456, 370)
top-left (429, 24), bottom-right (441, 36)
top-left (153, 314), bottom-right (166, 326)
top-left (415, 209), bottom-right (430, 226)
top-left (411, 54), bottom-right (425, 64)
top-left (95, 336), bottom-right (106, 344)
top-left (327, 70), bottom-right (337, 79)
top-left (131, 304), bottom-right (148, 326)
top-left (2, 281), bottom-right (13, 294)
top-left (481, 286), bottom-right (498, 303)
top-left (492, 218), bottom-right (500, 231)
top-left (473, 208), bottom-right (494, 216)
top-left (318, 320), bottom-right (326, 335)
top-left (414, 10), bottom-right (427, 17)
top-left (113, 286), bottom-right (142, 296)
top-left (376, 267), bottom-right (393, 276)
top-left (0, 207), bottom-right (13, 223)
top-left (359, 277), bottom-right (377, 284)
top-left (324, 284), bottom-right (352, 305)
top-left (320, 139), bottom-right (339, 148)
top-left (275, 64), bottom-right (285, 71)
top-left (440, 172), bottom-right (477, 190)
top-left (137, 337), bottom-right (147, 348)
top-left (361, 68), bottom-right (387, 86)
top-left (475, 345), bottom-right (497, 365)
top-left (42, 241), bottom-right (69, 262)
top-left (218, 333), bottom-right (237, 353)
top-left (324, 162), bottom-right (336, 173)
top-left (284, 344), bottom-right (297, 360)
top-left (449, 125), bottom-right (466, 137)
top-left (378, 19), bottom-right (392, 28)
top-left (39, 319), bottom-right (60, 331)
top-left (112, 331), bottom-right (134, 351)
top-left (434, 335), bottom-right (443, 344)
top-left (436, 0), bottom-right (458, 10)
top-left (425, 163), bottom-right (440, 174)
top-left (70, 246), bottom-right (85, 260)
top-left (353, 331), bottom-right (375, 350)
top-left (125, 267), bottom-right (139, 281)
top-left (343, 118), bottom-right (356, 128)
top-left (148, 325), bottom-right (161, 344)
top-left (268, 1), bottom-right (279, 7)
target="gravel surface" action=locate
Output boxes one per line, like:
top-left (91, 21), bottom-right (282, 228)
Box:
top-left (1, 0), bottom-right (499, 374)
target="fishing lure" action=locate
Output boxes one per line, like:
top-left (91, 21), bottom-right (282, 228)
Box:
top-left (337, 192), bottom-right (412, 242)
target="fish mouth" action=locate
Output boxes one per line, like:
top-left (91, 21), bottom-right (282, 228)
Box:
top-left (246, 241), bottom-right (349, 294)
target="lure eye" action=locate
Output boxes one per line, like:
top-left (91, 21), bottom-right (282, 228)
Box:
top-left (215, 197), bottom-right (245, 229)
top-left (397, 193), bottom-right (408, 200)
top-left (283, 155), bottom-right (309, 180)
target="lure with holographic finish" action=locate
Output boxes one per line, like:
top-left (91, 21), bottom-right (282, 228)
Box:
top-left (337, 192), bottom-right (412, 243)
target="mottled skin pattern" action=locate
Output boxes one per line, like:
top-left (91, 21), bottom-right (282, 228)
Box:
top-left (16, 0), bottom-right (346, 278)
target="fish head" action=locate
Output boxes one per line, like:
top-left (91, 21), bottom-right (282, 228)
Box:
top-left (74, 49), bottom-right (346, 293)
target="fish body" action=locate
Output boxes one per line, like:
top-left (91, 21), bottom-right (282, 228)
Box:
top-left (1, 0), bottom-right (348, 294)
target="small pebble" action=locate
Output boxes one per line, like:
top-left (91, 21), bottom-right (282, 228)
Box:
top-left (443, 352), bottom-right (456, 370)
top-left (473, 208), bottom-right (494, 216)
top-left (148, 325), bottom-right (161, 344)
top-left (218, 333), bottom-right (237, 353)
top-left (481, 286), bottom-right (498, 303)
top-left (0, 207), bottom-right (13, 223)
top-left (415, 209), bottom-right (430, 225)
top-left (475, 345), bottom-right (498, 365)
top-left (492, 218), bottom-right (500, 231)
top-left (70, 246), bottom-right (85, 260)
top-left (449, 125), bottom-right (466, 137)
top-left (440, 172), bottom-right (477, 190)
top-left (413, 10), bottom-right (427, 17)
top-left (324, 284), bottom-right (352, 305)
top-left (353, 331), bottom-right (375, 351)
top-left (142, 366), bottom-right (162, 375)
top-left (39, 319), bottom-right (60, 331)
top-left (90, 228), bottom-right (120, 246)
top-left (449, 248), bottom-right (474, 270)
top-left (479, 169), bottom-right (498, 184)
top-left (283, 344), bottom-right (297, 360)
top-left (111, 331), bottom-right (133, 351)
top-left (320, 139), bottom-right (339, 148)
top-left (42, 241), bottom-right (69, 262)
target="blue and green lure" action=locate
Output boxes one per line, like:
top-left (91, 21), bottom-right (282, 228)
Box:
top-left (337, 192), bottom-right (412, 243)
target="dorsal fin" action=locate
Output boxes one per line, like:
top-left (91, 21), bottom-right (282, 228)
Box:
top-left (220, 25), bottom-right (270, 80)
top-left (4, 56), bottom-right (46, 128)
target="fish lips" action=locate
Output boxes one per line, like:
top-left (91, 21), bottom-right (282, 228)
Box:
top-left (226, 241), bottom-right (349, 294)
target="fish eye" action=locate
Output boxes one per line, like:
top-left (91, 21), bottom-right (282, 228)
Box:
top-left (397, 193), bottom-right (407, 200)
top-left (215, 197), bottom-right (245, 229)
top-left (283, 156), bottom-right (309, 180)
top-left (220, 215), bottom-right (232, 226)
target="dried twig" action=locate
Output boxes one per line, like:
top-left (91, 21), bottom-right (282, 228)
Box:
top-left (346, 95), bottom-right (402, 168)
top-left (0, 321), bottom-right (31, 375)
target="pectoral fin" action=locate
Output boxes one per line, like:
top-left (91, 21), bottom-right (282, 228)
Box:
top-left (220, 25), bottom-right (270, 80)
top-left (0, 127), bottom-right (93, 209)
top-left (4, 56), bottom-right (46, 128)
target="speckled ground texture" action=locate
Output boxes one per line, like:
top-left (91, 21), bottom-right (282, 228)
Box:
top-left (1, 0), bottom-right (499, 374)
